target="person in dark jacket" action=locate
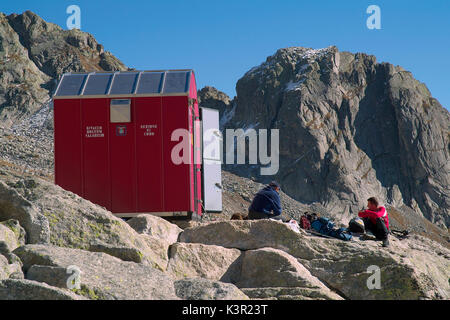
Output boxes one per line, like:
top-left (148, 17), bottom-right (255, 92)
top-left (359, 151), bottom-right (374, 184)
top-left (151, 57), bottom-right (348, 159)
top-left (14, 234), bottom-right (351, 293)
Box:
top-left (248, 181), bottom-right (283, 220)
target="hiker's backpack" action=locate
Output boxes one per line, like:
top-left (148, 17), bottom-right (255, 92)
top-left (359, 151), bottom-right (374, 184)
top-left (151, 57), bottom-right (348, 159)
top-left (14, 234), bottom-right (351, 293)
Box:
top-left (330, 227), bottom-right (353, 241)
top-left (299, 215), bottom-right (311, 230)
top-left (348, 218), bottom-right (365, 233)
top-left (311, 218), bottom-right (352, 241)
top-left (311, 217), bottom-right (335, 235)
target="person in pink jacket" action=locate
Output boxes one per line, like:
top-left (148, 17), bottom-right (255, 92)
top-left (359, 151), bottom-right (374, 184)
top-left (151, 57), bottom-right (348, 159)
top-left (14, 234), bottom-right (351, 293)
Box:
top-left (358, 197), bottom-right (390, 247)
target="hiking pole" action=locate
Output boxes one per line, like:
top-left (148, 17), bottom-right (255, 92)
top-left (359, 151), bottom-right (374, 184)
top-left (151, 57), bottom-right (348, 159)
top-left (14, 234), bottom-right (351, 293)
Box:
top-left (305, 229), bottom-right (335, 239)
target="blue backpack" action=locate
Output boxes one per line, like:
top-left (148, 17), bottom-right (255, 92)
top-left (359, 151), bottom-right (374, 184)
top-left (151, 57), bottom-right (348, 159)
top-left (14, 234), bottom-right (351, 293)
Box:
top-left (311, 217), bottom-right (335, 235)
top-left (311, 217), bottom-right (352, 241)
top-left (330, 227), bottom-right (353, 241)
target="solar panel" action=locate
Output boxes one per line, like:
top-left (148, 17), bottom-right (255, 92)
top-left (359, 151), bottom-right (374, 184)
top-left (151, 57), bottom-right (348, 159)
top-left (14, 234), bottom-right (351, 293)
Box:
top-left (55, 74), bottom-right (86, 96)
top-left (163, 71), bottom-right (190, 94)
top-left (54, 70), bottom-right (193, 98)
top-left (83, 73), bottom-right (113, 96)
top-left (136, 72), bottom-right (164, 94)
top-left (109, 73), bottom-right (138, 95)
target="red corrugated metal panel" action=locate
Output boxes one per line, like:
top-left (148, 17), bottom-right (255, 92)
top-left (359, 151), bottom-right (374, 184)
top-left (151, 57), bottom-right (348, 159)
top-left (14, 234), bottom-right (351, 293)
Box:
top-left (162, 96), bottom-right (191, 212)
top-left (188, 105), bottom-right (195, 212)
top-left (81, 98), bottom-right (111, 209)
top-left (190, 73), bottom-right (203, 217)
top-left (54, 99), bottom-right (83, 196)
top-left (109, 108), bottom-right (136, 213)
top-left (135, 97), bottom-right (164, 212)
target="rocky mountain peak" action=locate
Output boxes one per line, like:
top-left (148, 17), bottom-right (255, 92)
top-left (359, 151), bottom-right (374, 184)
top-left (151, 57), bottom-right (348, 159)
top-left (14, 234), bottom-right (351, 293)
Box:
top-left (6, 10), bottom-right (127, 79)
top-left (244, 45), bottom-right (338, 77)
top-left (198, 86), bottom-right (232, 105)
top-left (0, 11), bottom-right (128, 128)
top-left (197, 86), bottom-right (235, 127)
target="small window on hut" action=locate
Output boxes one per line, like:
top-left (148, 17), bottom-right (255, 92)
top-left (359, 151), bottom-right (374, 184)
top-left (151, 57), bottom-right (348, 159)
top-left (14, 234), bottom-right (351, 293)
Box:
top-left (110, 99), bottom-right (131, 123)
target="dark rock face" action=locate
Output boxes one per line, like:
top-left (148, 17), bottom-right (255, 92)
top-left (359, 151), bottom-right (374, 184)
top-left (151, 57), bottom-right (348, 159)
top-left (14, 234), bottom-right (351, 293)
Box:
top-left (200, 47), bottom-right (449, 228)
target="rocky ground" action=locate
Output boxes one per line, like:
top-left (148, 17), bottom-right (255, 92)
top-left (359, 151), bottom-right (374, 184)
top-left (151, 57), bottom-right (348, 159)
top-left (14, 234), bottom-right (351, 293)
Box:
top-left (0, 101), bottom-right (54, 179)
top-left (0, 159), bottom-right (449, 300)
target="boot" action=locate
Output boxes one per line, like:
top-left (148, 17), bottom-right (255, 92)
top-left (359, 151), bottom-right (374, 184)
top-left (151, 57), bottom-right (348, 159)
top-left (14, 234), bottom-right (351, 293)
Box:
top-left (360, 233), bottom-right (376, 241)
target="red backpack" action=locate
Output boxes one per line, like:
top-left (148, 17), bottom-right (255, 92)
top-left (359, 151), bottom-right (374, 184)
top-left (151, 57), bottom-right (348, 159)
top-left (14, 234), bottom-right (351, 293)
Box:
top-left (299, 215), bottom-right (311, 230)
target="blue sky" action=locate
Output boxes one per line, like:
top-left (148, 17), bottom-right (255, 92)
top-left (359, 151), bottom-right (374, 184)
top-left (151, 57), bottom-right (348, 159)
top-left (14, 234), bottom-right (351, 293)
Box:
top-left (2, 0), bottom-right (449, 109)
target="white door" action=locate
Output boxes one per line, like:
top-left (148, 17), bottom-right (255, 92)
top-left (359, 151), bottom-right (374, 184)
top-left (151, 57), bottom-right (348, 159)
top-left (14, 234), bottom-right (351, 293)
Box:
top-left (201, 108), bottom-right (222, 212)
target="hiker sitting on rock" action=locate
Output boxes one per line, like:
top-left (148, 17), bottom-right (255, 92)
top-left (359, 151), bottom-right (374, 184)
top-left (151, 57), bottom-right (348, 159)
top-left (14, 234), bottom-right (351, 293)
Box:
top-left (358, 197), bottom-right (390, 247)
top-left (248, 181), bottom-right (283, 221)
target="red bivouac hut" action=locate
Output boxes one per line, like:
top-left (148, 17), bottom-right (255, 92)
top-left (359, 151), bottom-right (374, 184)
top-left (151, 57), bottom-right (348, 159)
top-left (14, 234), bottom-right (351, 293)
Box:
top-left (53, 70), bottom-right (222, 220)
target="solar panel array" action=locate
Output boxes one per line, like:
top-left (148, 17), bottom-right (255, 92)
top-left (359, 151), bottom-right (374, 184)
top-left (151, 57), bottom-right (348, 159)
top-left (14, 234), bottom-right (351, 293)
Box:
top-left (54, 70), bottom-right (192, 97)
